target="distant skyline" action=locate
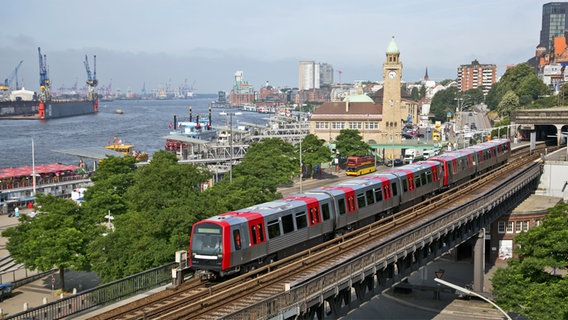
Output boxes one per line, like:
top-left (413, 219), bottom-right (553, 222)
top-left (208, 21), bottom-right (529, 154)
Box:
top-left (0, 0), bottom-right (552, 94)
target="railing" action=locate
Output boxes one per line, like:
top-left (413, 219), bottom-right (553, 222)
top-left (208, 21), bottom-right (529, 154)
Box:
top-left (4, 262), bottom-right (177, 320)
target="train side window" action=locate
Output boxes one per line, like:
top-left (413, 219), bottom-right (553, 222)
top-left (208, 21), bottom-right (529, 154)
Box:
top-left (338, 198), bottom-right (346, 215)
top-left (402, 179), bottom-right (408, 192)
top-left (375, 188), bottom-right (383, 202)
top-left (321, 203), bottom-right (331, 220)
top-left (357, 193), bottom-right (366, 208)
top-left (233, 230), bottom-right (242, 250)
top-left (392, 182), bottom-right (398, 196)
top-left (415, 175), bottom-right (421, 188)
top-left (267, 220), bottom-right (281, 239)
top-left (366, 189), bottom-right (375, 205)
top-left (424, 172), bottom-right (430, 184)
top-left (282, 214), bottom-right (294, 233)
top-left (296, 211), bottom-right (308, 229)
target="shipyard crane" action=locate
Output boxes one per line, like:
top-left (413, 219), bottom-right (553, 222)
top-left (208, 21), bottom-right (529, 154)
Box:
top-left (84, 54), bottom-right (98, 101)
top-left (1, 60), bottom-right (24, 91)
top-left (38, 47), bottom-right (51, 102)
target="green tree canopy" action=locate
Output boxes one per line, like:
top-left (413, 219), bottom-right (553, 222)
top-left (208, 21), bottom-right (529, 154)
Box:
top-left (88, 151), bottom-right (212, 282)
top-left (491, 203), bottom-right (568, 319)
top-left (430, 86), bottom-right (459, 122)
top-left (233, 138), bottom-right (297, 192)
top-left (497, 90), bottom-right (520, 118)
top-left (81, 156), bottom-right (138, 218)
top-left (334, 129), bottom-right (371, 156)
top-left (485, 63), bottom-right (550, 110)
top-left (2, 194), bottom-right (93, 291)
top-left (299, 134), bottom-right (332, 178)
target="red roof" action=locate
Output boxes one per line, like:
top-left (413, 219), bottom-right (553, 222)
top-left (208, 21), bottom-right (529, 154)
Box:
top-left (0, 164), bottom-right (79, 179)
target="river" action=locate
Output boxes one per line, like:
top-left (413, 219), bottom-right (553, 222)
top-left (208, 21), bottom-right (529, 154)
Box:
top-left (0, 96), bottom-right (270, 169)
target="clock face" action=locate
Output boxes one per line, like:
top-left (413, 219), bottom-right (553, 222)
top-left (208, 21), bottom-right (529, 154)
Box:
top-left (388, 71), bottom-right (396, 79)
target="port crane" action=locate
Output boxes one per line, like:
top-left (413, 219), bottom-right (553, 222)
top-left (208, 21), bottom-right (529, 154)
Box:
top-left (83, 55), bottom-right (98, 101)
top-left (38, 47), bottom-right (51, 102)
top-left (0, 60), bottom-right (24, 91)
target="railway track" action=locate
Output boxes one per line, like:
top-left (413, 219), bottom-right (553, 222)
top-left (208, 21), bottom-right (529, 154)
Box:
top-left (88, 143), bottom-right (546, 319)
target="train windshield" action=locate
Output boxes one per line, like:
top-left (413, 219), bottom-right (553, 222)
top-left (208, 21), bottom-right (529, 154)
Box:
top-left (191, 223), bottom-right (223, 255)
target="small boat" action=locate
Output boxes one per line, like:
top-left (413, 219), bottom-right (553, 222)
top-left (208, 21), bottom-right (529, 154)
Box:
top-left (114, 109), bottom-right (124, 114)
top-left (105, 137), bottom-right (148, 161)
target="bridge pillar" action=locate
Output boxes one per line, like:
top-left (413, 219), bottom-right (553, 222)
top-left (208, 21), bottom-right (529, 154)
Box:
top-left (472, 228), bottom-right (485, 292)
top-left (555, 124), bottom-right (563, 146)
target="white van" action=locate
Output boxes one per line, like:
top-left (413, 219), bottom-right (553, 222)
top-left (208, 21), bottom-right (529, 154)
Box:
top-left (423, 149), bottom-right (439, 159)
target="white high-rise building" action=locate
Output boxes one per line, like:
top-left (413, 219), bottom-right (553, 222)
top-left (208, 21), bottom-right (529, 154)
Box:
top-left (298, 61), bottom-right (320, 90)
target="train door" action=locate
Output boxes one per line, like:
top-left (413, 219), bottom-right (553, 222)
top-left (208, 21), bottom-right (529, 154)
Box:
top-left (247, 218), bottom-right (267, 261)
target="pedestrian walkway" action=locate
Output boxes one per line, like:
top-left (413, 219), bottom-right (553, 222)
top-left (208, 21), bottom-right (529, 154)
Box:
top-left (0, 210), bottom-right (101, 318)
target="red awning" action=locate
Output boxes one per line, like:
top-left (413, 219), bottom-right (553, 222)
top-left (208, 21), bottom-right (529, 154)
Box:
top-left (0, 164), bottom-right (79, 179)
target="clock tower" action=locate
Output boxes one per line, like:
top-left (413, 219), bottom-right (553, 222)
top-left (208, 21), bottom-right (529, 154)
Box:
top-left (382, 36), bottom-right (403, 160)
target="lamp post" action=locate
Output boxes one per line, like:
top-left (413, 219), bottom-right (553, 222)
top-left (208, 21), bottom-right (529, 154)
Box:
top-left (220, 112), bottom-right (241, 183)
top-left (32, 138), bottom-right (36, 196)
top-left (299, 138), bottom-right (303, 193)
top-left (434, 278), bottom-right (512, 320)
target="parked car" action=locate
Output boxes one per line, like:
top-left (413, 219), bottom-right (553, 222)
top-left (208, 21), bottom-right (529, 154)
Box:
top-left (386, 158), bottom-right (404, 167)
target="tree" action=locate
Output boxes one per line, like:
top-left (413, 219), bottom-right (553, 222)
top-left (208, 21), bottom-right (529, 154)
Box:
top-left (430, 86), bottom-right (459, 122)
top-left (462, 88), bottom-right (484, 106)
top-left (298, 134), bottom-right (333, 178)
top-left (485, 63), bottom-right (551, 110)
top-left (88, 151), bottom-right (212, 282)
top-left (497, 91), bottom-right (519, 118)
top-left (334, 129), bottom-right (371, 156)
top-left (410, 87), bottom-right (420, 101)
top-left (2, 195), bottom-right (93, 291)
top-left (491, 203), bottom-right (568, 320)
top-left (233, 138), bottom-right (298, 193)
top-left (81, 155), bottom-right (137, 219)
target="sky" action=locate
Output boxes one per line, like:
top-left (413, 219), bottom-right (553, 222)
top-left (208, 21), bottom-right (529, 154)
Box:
top-left (0, 0), bottom-right (553, 94)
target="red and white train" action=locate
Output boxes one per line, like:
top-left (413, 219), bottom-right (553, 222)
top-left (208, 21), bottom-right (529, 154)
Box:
top-left (189, 139), bottom-right (511, 278)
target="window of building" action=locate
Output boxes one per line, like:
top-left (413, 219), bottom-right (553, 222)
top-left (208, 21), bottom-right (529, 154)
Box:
top-left (349, 122), bottom-right (362, 130)
top-left (516, 221), bottom-right (522, 233)
top-left (332, 122), bottom-right (345, 130)
top-left (315, 122), bottom-right (329, 129)
top-left (506, 221), bottom-right (514, 233)
top-left (498, 221), bottom-right (505, 234)
top-left (523, 221), bottom-right (529, 232)
top-left (536, 219), bottom-right (542, 226)
top-left (365, 122), bottom-right (379, 130)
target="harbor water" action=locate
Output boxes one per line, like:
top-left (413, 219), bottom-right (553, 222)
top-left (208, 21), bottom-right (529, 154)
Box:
top-left (0, 96), bottom-right (270, 169)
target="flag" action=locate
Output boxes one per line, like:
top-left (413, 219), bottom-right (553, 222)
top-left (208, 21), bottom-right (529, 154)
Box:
top-left (168, 122), bottom-right (173, 129)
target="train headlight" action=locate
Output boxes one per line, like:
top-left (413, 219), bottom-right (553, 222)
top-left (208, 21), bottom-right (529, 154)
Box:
top-left (217, 254), bottom-right (222, 259)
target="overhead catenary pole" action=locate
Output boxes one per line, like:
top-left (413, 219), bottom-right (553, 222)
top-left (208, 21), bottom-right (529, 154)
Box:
top-left (220, 112), bottom-right (241, 183)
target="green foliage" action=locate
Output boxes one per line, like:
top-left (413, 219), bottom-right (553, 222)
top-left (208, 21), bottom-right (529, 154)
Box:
top-left (462, 88), bottom-right (485, 106)
top-left (486, 63), bottom-right (551, 110)
top-left (497, 91), bottom-right (520, 118)
top-left (299, 134), bottom-right (332, 178)
top-left (2, 194), bottom-right (93, 290)
top-left (430, 86), bottom-right (459, 122)
top-left (491, 202), bottom-right (568, 319)
top-left (334, 129), bottom-right (371, 156)
top-left (88, 151), bottom-right (211, 282)
top-left (233, 138), bottom-right (297, 192)
top-left (410, 87), bottom-right (419, 101)
top-left (82, 156), bottom-right (137, 218)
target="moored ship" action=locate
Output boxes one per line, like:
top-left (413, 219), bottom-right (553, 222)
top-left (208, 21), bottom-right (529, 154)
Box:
top-left (0, 48), bottom-right (99, 120)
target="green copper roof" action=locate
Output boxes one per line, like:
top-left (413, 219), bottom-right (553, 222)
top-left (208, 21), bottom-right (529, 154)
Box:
top-left (386, 36), bottom-right (399, 54)
top-left (343, 93), bottom-right (374, 103)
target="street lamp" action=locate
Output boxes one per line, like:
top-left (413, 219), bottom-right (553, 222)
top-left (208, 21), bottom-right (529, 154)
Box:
top-left (220, 112), bottom-right (241, 183)
top-left (434, 278), bottom-right (512, 320)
